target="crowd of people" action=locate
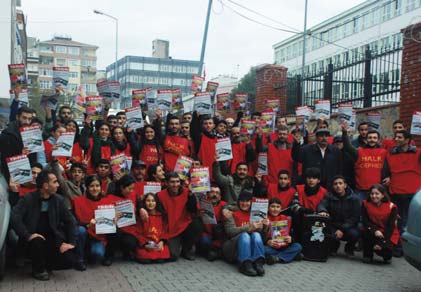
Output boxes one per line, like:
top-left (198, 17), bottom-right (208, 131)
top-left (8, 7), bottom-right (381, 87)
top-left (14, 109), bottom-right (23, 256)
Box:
top-left (0, 104), bottom-right (420, 280)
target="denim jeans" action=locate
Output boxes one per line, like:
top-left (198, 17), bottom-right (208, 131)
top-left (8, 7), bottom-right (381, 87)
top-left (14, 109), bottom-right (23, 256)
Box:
top-left (264, 243), bottom-right (302, 263)
top-left (330, 227), bottom-right (360, 252)
top-left (76, 226), bottom-right (105, 262)
top-left (236, 232), bottom-right (265, 263)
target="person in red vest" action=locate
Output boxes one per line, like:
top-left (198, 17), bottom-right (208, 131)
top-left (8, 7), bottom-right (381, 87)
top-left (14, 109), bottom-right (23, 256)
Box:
top-left (269, 116), bottom-right (295, 144)
top-left (197, 184), bottom-right (227, 261)
top-left (290, 167), bottom-right (328, 243)
top-left (41, 124), bottom-right (66, 167)
top-left (362, 184), bottom-right (399, 264)
top-left (94, 159), bottom-right (113, 195)
top-left (111, 126), bottom-right (132, 157)
top-left (265, 170), bottom-right (297, 210)
top-left (180, 119), bottom-right (196, 159)
top-left (381, 120), bottom-right (415, 151)
top-left (264, 197), bottom-right (302, 264)
top-left (384, 130), bottom-right (421, 257)
top-left (341, 122), bottom-right (388, 201)
top-left (256, 125), bottom-right (295, 185)
top-left (162, 115), bottom-right (191, 172)
top-left (131, 160), bottom-right (147, 199)
top-left (227, 127), bottom-right (256, 174)
top-left (149, 172), bottom-right (203, 261)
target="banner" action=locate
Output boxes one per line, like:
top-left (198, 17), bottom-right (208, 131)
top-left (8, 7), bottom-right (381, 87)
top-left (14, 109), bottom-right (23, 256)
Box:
top-left (172, 88), bottom-right (183, 113)
top-left (194, 92), bottom-right (212, 115)
top-left (52, 132), bottom-right (75, 157)
top-left (8, 63), bottom-right (27, 93)
top-left (52, 66), bottom-right (69, 91)
top-left (233, 93), bottom-right (248, 112)
top-left (265, 98), bottom-right (280, 113)
top-left (86, 96), bottom-right (104, 120)
top-left (191, 75), bottom-right (204, 94)
top-left (20, 126), bottom-right (44, 154)
top-left (125, 106), bottom-right (144, 130)
top-left (410, 111), bottom-right (421, 135)
top-left (315, 100), bottom-right (331, 120)
top-left (216, 93), bottom-right (230, 114)
top-left (206, 81), bottom-right (219, 103)
top-left (156, 89), bottom-right (173, 111)
top-left (6, 154), bottom-right (32, 184)
top-left (366, 112), bottom-right (381, 132)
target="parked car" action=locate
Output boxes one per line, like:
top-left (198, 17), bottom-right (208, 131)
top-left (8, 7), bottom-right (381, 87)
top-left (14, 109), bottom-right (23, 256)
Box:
top-left (0, 171), bottom-right (10, 280)
top-left (402, 189), bottom-right (421, 271)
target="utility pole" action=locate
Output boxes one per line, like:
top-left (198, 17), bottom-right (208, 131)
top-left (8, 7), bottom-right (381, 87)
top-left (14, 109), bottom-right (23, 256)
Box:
top-left (198, 0), bottom-right (213, 77)
top-left (300, 0), bottom-right (308, 106)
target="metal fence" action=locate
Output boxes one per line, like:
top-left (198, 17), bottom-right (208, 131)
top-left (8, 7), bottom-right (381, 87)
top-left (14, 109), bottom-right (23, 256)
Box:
top-left (286, 44), bottom-right (402, 114)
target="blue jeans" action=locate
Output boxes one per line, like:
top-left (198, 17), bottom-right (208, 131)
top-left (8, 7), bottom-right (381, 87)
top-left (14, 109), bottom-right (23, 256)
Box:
top-left (265, 243), bottom-right (302, 263)
top-left (236, 232), bottom-right (265, 263)
top-left (331, 227), bottom-right (360, 252)
top-left (76, 226), bottom-right (106, 262)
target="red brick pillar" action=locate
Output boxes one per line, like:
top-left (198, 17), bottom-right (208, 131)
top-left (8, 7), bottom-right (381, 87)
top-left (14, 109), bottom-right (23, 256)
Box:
top-left (255, 64), bottom-right (288, 114)
top-left (400, 22), bottom-right (421, 146)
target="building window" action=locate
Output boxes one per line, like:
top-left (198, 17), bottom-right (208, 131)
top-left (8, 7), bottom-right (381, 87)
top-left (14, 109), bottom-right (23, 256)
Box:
top-left (68, 83), bottom-right (78, 91)
top-left (55, 46), bottom-right (67, 54)
top-left (144, 63), bottom-right (159, 71)
top-left (56, 58), bottom-right (67, 66)
top-left (82, 83), bottom-right (96, 93)
top-left (39, 80), bottom-right (52, 89)
top-left (39, 68), bottom-right (53, 76)
top-left (68, 47), bottom-right (80, 55)
top-left (69, 71), bottom-right (78, 78)
top-left (69, 59), bottom-right (80, 66)
top-left (130, 62), bottom-right (143, 70)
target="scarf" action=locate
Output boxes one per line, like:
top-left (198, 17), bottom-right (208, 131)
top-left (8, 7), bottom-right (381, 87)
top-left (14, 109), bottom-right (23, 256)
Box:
top-left (304, 184), bottom-right (320, 197)
top-left (91, 134), bottom-right (115, 167)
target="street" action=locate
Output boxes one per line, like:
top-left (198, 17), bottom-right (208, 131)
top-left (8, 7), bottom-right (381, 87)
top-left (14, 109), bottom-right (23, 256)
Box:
top-left (1, 252), bottom-right (420, 292)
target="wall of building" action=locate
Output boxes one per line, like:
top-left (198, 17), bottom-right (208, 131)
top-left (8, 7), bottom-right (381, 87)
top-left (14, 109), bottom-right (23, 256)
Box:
top-left (0, 1), bottom-right (12, 100)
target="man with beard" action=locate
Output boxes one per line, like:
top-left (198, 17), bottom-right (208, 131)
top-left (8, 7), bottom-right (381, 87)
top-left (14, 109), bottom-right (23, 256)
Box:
top-left (341, 122), bottom-right (388, 201)
top-left (197, 184), bottom-right (227, 261)
top-left (180, 119), bottom-right (196, 159)
top-left (227, 127), bottom-right (256, 174)
top-left (352, 122), bottom-right (369, 148)
top-left (163, 115), bottom-right (191, 171)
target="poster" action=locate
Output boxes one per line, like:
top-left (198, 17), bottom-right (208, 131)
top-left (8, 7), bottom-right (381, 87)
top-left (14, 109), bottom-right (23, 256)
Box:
top-left (174, 155), bottom-right (194, 181)
top-left (6, 154), bottom-right (32, 184)
top-left (216, 93), bottom-right (230, 114)
top-left (115, 200), bottom-right (136, 228)
top-left (271, 220), bottom-right (290, 247)
top-left (206, 81), bottom-right (219, 103)
top-left (240, 120), bottom-right (256, 136)
top-left (20, 125), bottom-right (44, 154)
top-left (95, 205), bottom-right (116, 234)
top-left (172, 88), bottom-right (183, 113)
top-left (194, 92), bottom-right (212, 115)
top-left (199, 198), bottom-right (217, 224)
top-left (8, 63), bottom-right (27, 93)
top-left (191, 75), bottom-right (204, 94)
top-left (250, 198), bottom-right (269, 222)
top-left (260, 112), bottom-right (276, 134)
top-left (410, 111), bottom-right (421, 135)
top-left (265, 98), bottom-right (280, 113)
top-left (366, 112), bottom-right (381, 132)
top-left (132, 88), bottom-right (150, 111)
top-left (257, 153), bottom-right (268, 175)
top-left (143, 182), bottom-right (162, 194)
top-left (52, 67), bottom-right (69, 91)
top-left (315, 100), bottom-right (331, 120)
top-left (215, 138), bottom-right (233, 161)
top-left (156, 89), bottom-right (173, 111)
top-left (86, 96), bottom-right (104, 120)
top-left (190, 167), bottom-right (210, 193)
top-left (110, 153), bottom-right (129, 176)
top-left (295, 106), bottom-right (313, 123)
top-left (125, 106), bottom-right (144, 130)
top-left (52, 132), bottom-right (75, 157)
top-left (233, 93), bottom-right (248, 112)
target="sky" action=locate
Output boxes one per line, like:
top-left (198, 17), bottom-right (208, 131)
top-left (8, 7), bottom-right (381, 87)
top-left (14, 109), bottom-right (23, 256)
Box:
top-left (22, 0), bottom-right (366, 80)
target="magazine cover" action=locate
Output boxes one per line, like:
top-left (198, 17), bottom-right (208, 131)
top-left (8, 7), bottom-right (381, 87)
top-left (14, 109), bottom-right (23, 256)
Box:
top-left (156, 89), bottom-right (173, 111)
top-left (52, 67), bottom-right (69, 91)
top-left (410, 111), bottom-right (421, 135)
top-left (315, 100), bottom-right (331, 120)
top-left (6, 154), bottom-right (32, 184)
top-left (295, 106), bottom-right (313, 123)
top-left (95, 205), bottom-right (116, 234)
top-left (171, 88), bottom-right (183, 113)
top-left (52, 132), bottom-right (75, 157)
top-left (216, 93), bottom-right (230, 114)
top-left (199, 198), bottom-right (217, 225)
top-left (338, 102), bottom-right (356, 130)
top-left (20, 125), bottom-right (44, 154)
top-left (11, 89), bottom-right (29, 108)
top-left (260, 112), bottom-right (276, 134)
top-left (190, 167), bottom-right (211, 193)
top-left (194, 92), bottom-right (212, 115)
top-left (233, 93), bottom-right (248, 112)
top-left (110, 153), bottom-right (129, 177)
top-left (143, 182), bottom-right (162, 194)
top-left (109, 81), bottom-right (121, 99)
top-left (215, 138), bottom-right (233, 161)
top-left (86, 96), bottom-right (104, 120)
top-left (271, 220), bottom-right (290, 247)
top-left (132, 88), bottom-right (149, 111)
top-left (115, 200), bottom-right (136, 228)
top-left (366, 112), bottom-right (381, 132)
top-left (250, 198), bottom-right (269, 222)
top-left (257, 153), bottom-right (268, 175)
top-left (8, 64), bottom-right (27, 93)
top-left (240, 120), bottom-right (256, 136)
top-left (40, 92), bottom-right (59, 111)
top-left (74, 86), bottom-right (86, 113)
top-left (174, 155), bottom-right (194, 181)
top-left (191, 75), bottom-right (204, 94)
top-left (206, 81), bottom-right (219, 103)
top-left (125, 106), bottom-right (144, 130)
top-left (265, 98), bottom-right (280, 113)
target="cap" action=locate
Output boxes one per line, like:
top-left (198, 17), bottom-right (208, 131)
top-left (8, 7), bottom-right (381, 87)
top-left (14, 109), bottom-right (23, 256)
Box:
top-left (315, 128), bottom-right (330, 136)
top-left (132, 160), bottom-right (146, 168)
top-left (333, 135), bottom-right (343, 143)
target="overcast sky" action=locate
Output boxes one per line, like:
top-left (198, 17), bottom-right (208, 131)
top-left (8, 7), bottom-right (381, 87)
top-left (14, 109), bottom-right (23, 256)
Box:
top-left (22, 0), bottom-right (365, 79)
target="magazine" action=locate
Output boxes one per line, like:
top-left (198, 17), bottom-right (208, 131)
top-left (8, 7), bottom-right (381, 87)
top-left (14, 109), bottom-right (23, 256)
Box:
top-left (199, 198), bottom-right (217, 225)
top-left (174, 156), bottom-right (194, 181)
top-left (215, 138), bottom-right (233, 161)
top-left (125, 106), bottom-right (144, 130)
top-left (366, 112), bottom-right (381, 132)
top-left (143, 182), bottom-right (162, 194)
top-left (240, 120), bottom-right (256, 136)
top-left (410, 111), bottom-right (421, 135)
top-left (191, 75), bottom-right (204, 94)
top-left (206, 81), bottom-right (219, 103)
top-left (172, 88), bottom-right (183, 113)
top-left (95, 205), bottom-right (116, 234)
top-left (260, 112), bottom-right (276, 134)
top-left (132, 88), bottom-right (149, 111)
top-left (315, 100), bottom-right (331, 120)
top-left (295, 106), bottom-right (313, 123)
top-left (190, 167), bottom-right (211, 193)
top-left (156, 89), bottom-right (173, 111)
top-left (52, 67), bottom-right (69, 91)
top-left (194, 92), bottom-right (213, 115)
top-left (250, 198), bottom-right (269, 222)
top-left (6, 154), bottom-right (32, 184)
top-left (86, 96), bottom-right (104, 120)
top-left (8, 63), bottom-right (27, 93)
top-left (233, 93), bottom-right (248, 112)
top-left (52, 132), bottom-right (75, 157)
top-left (216, 93), bottom-right (230, 114)
top-left (20, 125), bottom-right (44, 154)
top-left (257, 153), bottom-right (268, 175)
top-left (271, 220), bottom-right (290, 247)
top-left (265, 98), bottom-right (280, 113)
top-left (110, 153), bottom-right (129, 177)
top-left (115, 200), bottom-right (136, 228)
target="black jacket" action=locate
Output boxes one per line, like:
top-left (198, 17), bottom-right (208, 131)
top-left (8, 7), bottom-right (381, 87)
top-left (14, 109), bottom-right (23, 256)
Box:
top-left (11, 191), bottom-right (78, 247)
top-left (0, 121), bottom-right (24, 180)
top-left (292, 142), bottom-right (343, 188)
top-left (317, 188), bottom-right (360, 232)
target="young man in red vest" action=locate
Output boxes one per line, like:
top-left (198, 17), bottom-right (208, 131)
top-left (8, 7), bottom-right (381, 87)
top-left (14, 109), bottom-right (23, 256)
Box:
top-left (341, 123), bottom-right (388, 201)
top-left (384, 130), bottom-right (421, 257)
top-left (381, 120), bottom-right (415, 151)
top-left (163, 116), bottom-right (191, 171)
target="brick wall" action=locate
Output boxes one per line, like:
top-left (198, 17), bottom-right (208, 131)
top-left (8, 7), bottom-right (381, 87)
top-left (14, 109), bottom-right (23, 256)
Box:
top-left (400, 22), bottom-right (421, 146)
top-left (255, 64), bottom-right (288, 114)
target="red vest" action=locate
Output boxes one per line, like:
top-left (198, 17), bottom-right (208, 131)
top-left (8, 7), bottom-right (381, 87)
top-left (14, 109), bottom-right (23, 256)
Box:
top-left (116, 191), bottom-right (139, 237)
top-left (363, 200), bottom-right (400, 245)
top-left (18, 186), bottom-right (36, 197)
top-left (43, 140), bottom-right (54, 163)
top-left (267, 144), bottom-right (294, 184)
top-left (232, 209), bottom-right (251, 227)
top-left (203, 200), bottom-right (227, 248)
top-left (355, 147), bottom-right (387, 190)
top-left (163, 135), bottom-right (190, 172)
top-left (157, 188), bottom-right (192, 238)
top-left (115, 143), bottom-right (131, 157)
top-left (296, 184), bottom-right (327, 212)
top-left (139, 144), bottom-right (162, 171)
top-left (267, 184), bottom-right (296, 208)
top-left (382, 139), bottom-right (416, 152)
top-left (229, 142), bottom-right (247, 174)
top-left (198, 134), bottom-right (217, 180)
top-left (387, 149), bottom-right (421, 195)
top-left (86, 138), bottom-right (112, 174)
